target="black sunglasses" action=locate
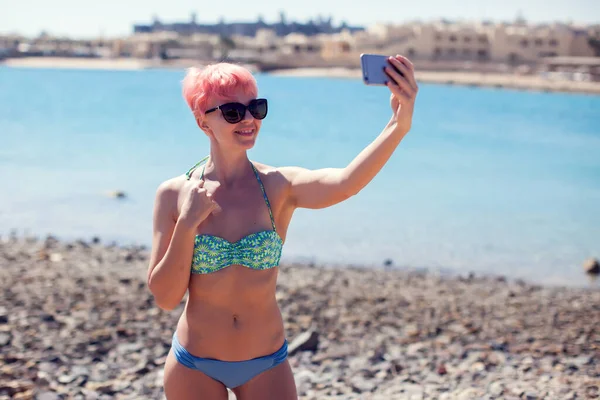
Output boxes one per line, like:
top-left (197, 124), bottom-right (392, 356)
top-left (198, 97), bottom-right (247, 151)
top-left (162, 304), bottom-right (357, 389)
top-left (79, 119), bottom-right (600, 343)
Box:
top-left (205, 98), bottom-right (268, 124)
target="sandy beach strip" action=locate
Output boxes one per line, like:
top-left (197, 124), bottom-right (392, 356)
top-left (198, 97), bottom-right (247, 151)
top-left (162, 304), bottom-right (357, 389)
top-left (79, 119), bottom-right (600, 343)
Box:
top-left (1, 57), bottom-right (152, 71)
top-left (1, 234), bottom-right (598, 399)
top-left (3, 57), bottom-right (599, 95)
top-left (269, 67), bottom-right (600, 95)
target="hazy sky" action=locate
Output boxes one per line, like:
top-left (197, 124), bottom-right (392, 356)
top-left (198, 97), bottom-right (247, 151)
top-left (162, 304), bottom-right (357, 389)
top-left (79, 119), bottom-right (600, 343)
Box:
top-left (1, 0), bottom-right (598, 38)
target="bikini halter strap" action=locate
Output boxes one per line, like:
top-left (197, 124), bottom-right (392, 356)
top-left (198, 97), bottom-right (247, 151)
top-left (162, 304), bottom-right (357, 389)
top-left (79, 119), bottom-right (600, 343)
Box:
top-left (184, 157), bottom-right (277, 232)
top-left (250, 163), bottom-right (277, 232)
top-left (185, 156), bottom-right (209, 180)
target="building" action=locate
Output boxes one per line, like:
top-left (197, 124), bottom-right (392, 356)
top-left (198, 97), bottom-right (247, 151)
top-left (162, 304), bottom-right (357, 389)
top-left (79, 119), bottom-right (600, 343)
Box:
top-left (113, 31), bottom-right (217, 60)
top-left (0, 33), bottom-right (113, 58)
top-left (0, 34), bottom-right (26, 57)
top-left (318, 19), bottom-right (597, 67)
top-left (133, 12), bottom-right (364, 38)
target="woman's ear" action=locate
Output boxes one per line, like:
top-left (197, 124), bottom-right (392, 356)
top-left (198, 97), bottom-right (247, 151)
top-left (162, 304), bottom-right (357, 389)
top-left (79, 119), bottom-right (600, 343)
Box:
top-left (197, 116), bottom-right (213, 135)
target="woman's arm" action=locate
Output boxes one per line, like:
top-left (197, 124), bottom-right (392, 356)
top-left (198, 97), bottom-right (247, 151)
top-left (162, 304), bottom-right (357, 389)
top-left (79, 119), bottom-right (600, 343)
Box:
top-left (147, 179), bottom-right (195, 311)
top-left (282, 55), bottom-right (418, 210)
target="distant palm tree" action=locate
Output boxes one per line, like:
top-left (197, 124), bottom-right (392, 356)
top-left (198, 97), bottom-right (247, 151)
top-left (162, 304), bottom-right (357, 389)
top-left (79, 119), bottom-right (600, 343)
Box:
top-left (218, 35), bottom-right (236, 59)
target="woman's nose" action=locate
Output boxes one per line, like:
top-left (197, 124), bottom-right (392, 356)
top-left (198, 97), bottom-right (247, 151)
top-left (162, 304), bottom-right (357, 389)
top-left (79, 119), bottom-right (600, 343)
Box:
top-left (242, 108), bottom-right (254, 120)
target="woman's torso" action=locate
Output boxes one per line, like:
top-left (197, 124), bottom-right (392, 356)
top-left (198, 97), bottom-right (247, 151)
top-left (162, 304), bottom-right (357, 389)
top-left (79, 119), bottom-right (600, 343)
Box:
top-left (174, 160), bottom-right (294, 361)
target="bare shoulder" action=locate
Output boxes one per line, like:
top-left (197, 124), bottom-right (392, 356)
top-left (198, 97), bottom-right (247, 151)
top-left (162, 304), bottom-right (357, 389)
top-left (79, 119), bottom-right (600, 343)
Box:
top-left (154, 174), bottom-right (189, 219)
top-left (253, 163), bottom-right (308, 182)
top-left (251, 161), bottom-right (296, 189)
top-left (156, 174), bottom-right (188, 196)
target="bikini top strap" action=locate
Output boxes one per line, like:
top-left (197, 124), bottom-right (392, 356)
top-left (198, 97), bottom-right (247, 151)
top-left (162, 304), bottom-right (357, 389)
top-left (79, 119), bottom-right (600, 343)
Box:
top-left (185, 156), bottom-right (210, 180)
top-left (250, 163), bottom-right (277, 232)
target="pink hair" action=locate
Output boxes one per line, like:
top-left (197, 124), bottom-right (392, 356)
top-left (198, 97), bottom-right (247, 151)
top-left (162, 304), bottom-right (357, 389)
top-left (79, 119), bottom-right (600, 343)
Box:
top-left (182, 63), bottom-right (258, 117)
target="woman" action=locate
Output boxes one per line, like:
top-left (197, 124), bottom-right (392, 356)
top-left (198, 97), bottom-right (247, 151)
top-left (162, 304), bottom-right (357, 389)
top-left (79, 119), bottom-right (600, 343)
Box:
top-left (148, 55), bottom-right (418, 399)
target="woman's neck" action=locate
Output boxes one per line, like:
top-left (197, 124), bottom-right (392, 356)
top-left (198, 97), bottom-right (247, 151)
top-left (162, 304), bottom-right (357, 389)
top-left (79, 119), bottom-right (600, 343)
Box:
top-left (205, 149), bottom-right (252, 187)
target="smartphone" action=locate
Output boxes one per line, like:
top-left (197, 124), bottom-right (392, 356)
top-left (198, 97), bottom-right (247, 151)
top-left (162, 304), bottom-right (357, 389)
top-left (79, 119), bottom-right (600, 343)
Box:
top-left (360, 54), bottom-right (402, 86)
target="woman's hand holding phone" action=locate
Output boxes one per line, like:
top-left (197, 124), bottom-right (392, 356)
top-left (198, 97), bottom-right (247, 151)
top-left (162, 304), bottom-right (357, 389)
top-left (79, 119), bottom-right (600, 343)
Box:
top-left (360, 53), bottom-right (418, 135)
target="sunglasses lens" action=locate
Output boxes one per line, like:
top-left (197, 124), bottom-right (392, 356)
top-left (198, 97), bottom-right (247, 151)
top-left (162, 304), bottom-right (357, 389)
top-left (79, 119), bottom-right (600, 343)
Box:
top-left (218, 100), bottom-right (267, 123)
top-left (220, 104), bottom-right (244, 123)
top-left (249, 99), bottom-right (268, 120)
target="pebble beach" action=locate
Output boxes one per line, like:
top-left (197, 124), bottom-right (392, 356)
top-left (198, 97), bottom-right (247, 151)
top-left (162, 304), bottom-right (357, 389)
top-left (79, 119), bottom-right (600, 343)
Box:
top-left (1, 235), bottom-right (599, 399)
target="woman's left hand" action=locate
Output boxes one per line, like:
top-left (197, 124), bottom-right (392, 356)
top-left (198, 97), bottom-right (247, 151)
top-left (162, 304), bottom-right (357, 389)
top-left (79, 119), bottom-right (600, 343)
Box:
top-left (384, 55), bottom-right (418, 135)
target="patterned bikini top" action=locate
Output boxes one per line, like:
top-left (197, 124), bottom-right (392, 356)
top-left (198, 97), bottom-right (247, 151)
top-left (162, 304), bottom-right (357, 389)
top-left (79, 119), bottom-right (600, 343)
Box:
top-left (185, 157), bottom-right (283, 274)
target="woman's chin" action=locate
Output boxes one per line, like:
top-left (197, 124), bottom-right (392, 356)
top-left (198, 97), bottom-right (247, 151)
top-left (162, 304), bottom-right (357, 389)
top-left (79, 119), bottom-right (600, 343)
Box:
top-left (234, 133), bottom-right (257, 149)
top-left (235, 139), bottom-right (256, 150)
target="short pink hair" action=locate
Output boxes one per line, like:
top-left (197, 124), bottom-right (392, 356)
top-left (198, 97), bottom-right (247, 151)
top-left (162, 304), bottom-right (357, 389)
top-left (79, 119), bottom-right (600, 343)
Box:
top-left (182, 63), bottom-right (258, 117)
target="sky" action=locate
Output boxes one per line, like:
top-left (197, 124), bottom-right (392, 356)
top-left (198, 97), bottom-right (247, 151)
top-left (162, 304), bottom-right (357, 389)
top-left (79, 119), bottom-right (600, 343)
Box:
top-left (1, 0), bottom-right (598, 38)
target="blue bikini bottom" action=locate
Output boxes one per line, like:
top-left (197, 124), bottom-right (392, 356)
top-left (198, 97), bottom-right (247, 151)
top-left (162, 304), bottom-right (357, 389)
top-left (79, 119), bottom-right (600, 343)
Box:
top-left (171, 331), bottom-right (288, 389)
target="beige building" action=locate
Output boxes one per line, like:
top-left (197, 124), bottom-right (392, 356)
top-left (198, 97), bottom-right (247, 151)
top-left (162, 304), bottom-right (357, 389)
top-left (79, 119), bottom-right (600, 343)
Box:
top-left (231, 29), bottom-right (326, 66)
top-left (319, 30), bottom-right (353, 60)
top-left (0, 34), bottom-right (26, 56)
top-left (319, 20), bottom-right (597, 65)
top-left (114, 32), bottom-right (216, 59)
top-left (489, 23), bottom-right (593, 63)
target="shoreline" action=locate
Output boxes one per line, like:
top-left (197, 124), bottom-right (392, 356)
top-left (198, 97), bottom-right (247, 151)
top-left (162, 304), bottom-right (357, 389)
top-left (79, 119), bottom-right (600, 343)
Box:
top-left (1, 235), bottom-right (599, 399)
top-left (2, 57), bottom-right (600, 95)
top-left (270, 67), bottom-right (600, 95)
top-left (0, 56), bottom-right (152, 70)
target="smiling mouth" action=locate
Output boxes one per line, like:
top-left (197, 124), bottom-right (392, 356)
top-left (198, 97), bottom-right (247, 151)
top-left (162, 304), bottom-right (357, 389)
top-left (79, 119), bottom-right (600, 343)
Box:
top-left (235, 128), bottom-right (255, 137)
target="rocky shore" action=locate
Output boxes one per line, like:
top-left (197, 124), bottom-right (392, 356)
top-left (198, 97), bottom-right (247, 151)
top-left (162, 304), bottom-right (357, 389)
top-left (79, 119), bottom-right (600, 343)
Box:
top-left (1, 235), bottom-right (598, 399)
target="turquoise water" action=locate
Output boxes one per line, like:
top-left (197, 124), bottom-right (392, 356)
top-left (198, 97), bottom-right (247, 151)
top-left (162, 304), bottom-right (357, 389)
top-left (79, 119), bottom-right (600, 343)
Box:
top-left (1, 66), bottom-right (599, 287)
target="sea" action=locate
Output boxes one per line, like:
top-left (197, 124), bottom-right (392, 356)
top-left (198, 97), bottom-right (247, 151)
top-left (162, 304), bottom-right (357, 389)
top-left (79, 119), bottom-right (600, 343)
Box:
top-left (1, 66), bottom-right (599, 288)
